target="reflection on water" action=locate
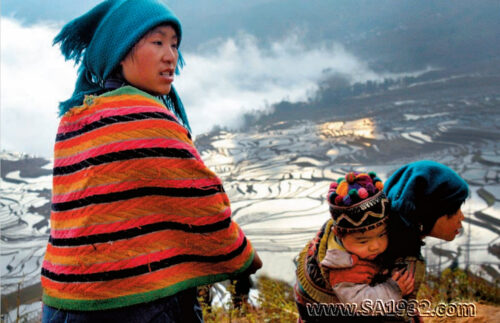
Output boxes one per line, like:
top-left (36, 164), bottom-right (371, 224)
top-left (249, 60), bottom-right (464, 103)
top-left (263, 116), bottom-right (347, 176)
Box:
top-left (319, 118), bottom-right (377, 141)
top-left (197, 93), bottom-right (500, 284)
top-left (1, 93), bottom-right (499, 304)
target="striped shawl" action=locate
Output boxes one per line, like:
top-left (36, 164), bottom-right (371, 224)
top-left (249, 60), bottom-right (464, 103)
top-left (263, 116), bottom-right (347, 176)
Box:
top-left (41, 86), bottom-right (255, 311)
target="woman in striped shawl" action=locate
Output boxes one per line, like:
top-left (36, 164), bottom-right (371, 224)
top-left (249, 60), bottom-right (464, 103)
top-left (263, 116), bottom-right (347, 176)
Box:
top-left (41, 1), bottom-right (261, 322)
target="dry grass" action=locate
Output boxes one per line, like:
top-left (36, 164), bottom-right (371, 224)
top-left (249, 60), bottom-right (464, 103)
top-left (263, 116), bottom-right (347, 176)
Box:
top-left (201, 269), bottom-right (500, 322)
top-left (200, 276), bottom-right (298, 323)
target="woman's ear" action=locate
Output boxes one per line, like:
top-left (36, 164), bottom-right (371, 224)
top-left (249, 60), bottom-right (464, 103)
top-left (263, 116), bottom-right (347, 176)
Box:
top-left (118, 61), bottom-right (127, 81)
top-left (120, 55), bottom-right (129, 67)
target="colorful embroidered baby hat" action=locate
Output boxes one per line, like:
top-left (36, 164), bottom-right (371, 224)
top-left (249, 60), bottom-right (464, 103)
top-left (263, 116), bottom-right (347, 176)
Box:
top-left (328, 171), bottom-right (389, 233)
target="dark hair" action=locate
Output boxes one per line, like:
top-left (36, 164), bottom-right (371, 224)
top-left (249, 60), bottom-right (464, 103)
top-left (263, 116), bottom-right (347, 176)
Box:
top-left (421, 199), bottom-right (465, 235)
top-left (124, 22), bottom-right (179, 60)
top-left (380, 212), bottom-right (424, 267)
top-left (334, 227), bottom-right (347, 239)
top-left (445, 201), bottom-right (465, 218)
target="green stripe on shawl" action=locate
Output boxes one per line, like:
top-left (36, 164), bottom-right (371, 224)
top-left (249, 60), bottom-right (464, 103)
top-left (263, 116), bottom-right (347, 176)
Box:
top-left (42, 251), bottom-right (254, 311)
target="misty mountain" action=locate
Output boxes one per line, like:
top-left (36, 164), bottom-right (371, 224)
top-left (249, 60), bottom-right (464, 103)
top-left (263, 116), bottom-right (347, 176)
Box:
top-left (240, 57), bottom-right (500, 130)
top-left (178, 0), bottom-right (500, 71)
top-left (2, 4), bottom-right (499, 315)
top-left (4, 0), bottom-right (499, 71)
top-left (2, 82), bottom-right (499, 296)
top-left (2, 57), bottom-right (499, 313)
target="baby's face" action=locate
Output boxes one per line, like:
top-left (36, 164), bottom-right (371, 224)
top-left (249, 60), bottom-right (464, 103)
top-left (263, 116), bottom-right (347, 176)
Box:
top-left (341, 223), bottom-right (388, 260)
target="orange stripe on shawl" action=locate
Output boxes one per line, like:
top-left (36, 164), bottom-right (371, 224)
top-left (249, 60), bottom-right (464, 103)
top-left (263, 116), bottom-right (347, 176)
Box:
top-left (52, 158), bottom-right (208, 192)
top-left (45, 221), bottom-right (241, 266)
top-left (41, 246), bottom-right (252, 300)
top-left (60, 95), bottom-right (164, 125)
top-left (55, 119), bottom-right (189, 154)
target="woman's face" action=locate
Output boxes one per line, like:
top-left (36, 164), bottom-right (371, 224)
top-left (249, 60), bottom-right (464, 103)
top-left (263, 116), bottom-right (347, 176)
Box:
top-left (121, 25), bottom-right (178, 96)
top-left (428, 209), bottom-right (464, 241)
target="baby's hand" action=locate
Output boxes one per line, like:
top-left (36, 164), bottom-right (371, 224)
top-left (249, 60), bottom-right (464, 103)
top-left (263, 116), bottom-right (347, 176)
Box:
top-left (392, 269), bottom-right (415, 296)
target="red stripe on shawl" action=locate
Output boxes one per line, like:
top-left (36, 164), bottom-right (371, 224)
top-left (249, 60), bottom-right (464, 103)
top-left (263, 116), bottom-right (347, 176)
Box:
top-left (41, 246), bottom-right (253, 300)
top-left (54, 138), bottom-right (200, 167)
top-left (45, 220), bottom-right (239, 260)
top-left (43, 229), bottom-right (245, 275)
top-left (59, 101), bottom-right (171, 132)
top-left (52, 158), bottom-right (208, 188)
top-left (49, 194), bottom-right (228, 222)
top-left (51, 177), bottom-right (221, 204)
top-left (50, 207), bottom-right (231, 239)
top-left (56, 118), bottom-right (187, 150)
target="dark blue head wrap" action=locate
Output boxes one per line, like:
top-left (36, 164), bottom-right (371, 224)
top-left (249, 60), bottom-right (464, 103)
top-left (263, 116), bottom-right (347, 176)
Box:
top-left (384, 160), bottom-right (469, 235)
top-left (54, 0), bottom-right (191, 131)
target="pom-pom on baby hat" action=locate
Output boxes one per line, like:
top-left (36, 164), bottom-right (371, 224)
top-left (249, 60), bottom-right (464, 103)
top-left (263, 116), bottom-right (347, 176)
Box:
top-left (384, 160), bottom-right (469, 235)
top-left (328, 172), bottom-right (389, 233)
top-left (54, 0), bottom-right (190, 131)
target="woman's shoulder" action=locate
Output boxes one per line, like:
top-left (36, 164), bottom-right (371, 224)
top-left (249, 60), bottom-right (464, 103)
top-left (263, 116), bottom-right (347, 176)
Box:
top-left (60, 86), bottom-right (170, 122)
top-left (91, 86), bottom-right (165, 112)
top-left (99, 85), bottom-right (162, 103)
top-left (57, 86), bottom-right (182, 138)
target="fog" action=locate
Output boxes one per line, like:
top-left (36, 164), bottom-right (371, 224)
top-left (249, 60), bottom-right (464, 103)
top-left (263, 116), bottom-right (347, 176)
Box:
top-left (1, 18), bottom-right (429, 157)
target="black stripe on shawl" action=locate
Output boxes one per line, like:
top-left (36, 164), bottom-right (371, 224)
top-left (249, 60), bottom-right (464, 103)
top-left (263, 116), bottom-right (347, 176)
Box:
top-left (42, 237), bottom-right (248, 282)
top-left (49, 217), bottom-right (232, 246)
top-left (53, 148), bottom-right (194, 176)
top-left (52, 185), bottom-right (224, 212)
top-left (56, 112), bottom-right (178, 141)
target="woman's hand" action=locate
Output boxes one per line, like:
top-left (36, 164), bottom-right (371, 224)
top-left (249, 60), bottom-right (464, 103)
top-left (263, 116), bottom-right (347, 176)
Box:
top-left (392, 269), bottom-right (415, 296)
top-left (245, 251), bottom-right (263, 275)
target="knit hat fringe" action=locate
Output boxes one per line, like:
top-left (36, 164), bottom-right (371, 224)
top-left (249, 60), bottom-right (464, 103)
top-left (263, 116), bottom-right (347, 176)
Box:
top-left (168, 86), bottom-right (191, 132)
top-left (57, 66), bottom-right (100, 116)
top-left (54, 1), bottom-right (117, 116)
top-left (176, 51), bottom-right (185, 75)
top-left (53, 0), bottom-right (115, 65)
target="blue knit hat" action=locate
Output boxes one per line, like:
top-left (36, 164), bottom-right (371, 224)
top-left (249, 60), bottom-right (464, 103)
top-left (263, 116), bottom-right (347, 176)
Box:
top-left (54, 0), bottom-right (190, 131)
top-left (384, 160), bottom-right (469, 235)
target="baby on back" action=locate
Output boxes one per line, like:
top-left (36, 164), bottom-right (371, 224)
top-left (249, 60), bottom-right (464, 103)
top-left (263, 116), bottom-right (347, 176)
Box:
top-left (295, 171), bottom-right (414, 322)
